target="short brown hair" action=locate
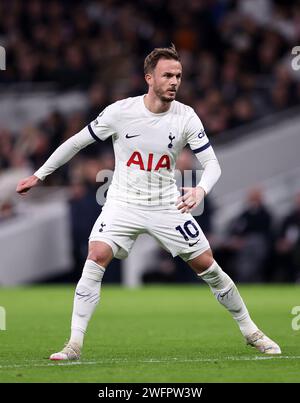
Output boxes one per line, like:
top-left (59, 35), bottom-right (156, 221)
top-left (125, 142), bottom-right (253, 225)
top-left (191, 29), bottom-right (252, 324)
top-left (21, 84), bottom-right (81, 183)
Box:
top-left (144, 44), bottom-right (181, 74)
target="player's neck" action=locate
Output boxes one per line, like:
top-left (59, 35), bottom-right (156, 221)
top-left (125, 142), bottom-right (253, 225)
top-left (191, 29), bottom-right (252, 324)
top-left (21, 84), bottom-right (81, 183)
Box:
top-left (143, 94), bottom-right (172, 114)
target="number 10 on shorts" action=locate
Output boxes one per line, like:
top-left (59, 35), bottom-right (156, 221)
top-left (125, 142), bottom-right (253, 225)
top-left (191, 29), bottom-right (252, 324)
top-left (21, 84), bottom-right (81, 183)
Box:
top-left (175, 220), bottom-right (199, 241)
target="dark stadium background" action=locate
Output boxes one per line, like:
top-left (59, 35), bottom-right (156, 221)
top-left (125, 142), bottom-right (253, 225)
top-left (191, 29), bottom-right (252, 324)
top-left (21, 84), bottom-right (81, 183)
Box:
top-left (0, 0), bottom-right (300, 286)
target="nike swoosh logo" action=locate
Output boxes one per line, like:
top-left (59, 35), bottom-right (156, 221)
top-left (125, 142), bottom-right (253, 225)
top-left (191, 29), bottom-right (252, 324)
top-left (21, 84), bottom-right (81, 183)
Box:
top-left (76, 292), bottom-right (90, 297)
top-left (217, 287), bottom-right (233, 300)
top-left (188, 239), bottom-right (200, 247)
top-left (125, 134), bottom-right (141, 139)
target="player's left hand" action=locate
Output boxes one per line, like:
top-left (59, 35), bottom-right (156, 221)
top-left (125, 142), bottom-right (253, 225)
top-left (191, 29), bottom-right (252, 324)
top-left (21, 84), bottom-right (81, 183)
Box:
top-left (176, 186), bottom-right (206, 214)
top-left (16, 175), bottom-right (40, 195)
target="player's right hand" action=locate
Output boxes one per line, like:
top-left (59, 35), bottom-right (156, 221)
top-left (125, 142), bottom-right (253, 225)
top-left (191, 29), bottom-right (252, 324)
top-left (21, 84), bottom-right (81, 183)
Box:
top-left (16, 175), bottom-right (40, 195)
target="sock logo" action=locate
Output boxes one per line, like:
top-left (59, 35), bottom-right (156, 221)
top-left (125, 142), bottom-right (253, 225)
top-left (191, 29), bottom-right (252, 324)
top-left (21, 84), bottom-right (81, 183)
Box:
top-left (216, 287), bottom-right (233, 301)
top-left (76, 291), bottom-right (90, 298)
top-left (76, 290), bottom-right (99, 304)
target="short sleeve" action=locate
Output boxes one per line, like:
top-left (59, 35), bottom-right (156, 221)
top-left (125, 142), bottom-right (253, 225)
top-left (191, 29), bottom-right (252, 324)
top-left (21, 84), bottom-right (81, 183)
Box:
top-left (184, 110), bottom-right (211, 154)
top-left (87, 102), bottom-right (120, 142)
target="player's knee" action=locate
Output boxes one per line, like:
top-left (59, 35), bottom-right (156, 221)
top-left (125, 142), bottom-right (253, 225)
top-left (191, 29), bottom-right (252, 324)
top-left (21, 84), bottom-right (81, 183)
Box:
top-left (87, 250), bottom-right (112, 267)
top-left (87, 241), bottom-right (113, 268)
top-left (188, 249), bottom-right (214, 274)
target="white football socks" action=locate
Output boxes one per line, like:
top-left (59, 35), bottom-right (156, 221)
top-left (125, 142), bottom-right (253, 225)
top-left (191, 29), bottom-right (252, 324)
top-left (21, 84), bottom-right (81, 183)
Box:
top-left (70, 259), bottom-right (105, 347)
top-left (198, 260), bottom-right (258, 337)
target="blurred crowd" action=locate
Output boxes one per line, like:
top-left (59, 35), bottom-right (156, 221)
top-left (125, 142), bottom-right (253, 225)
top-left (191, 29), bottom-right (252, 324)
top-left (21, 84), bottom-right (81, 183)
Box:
top-left (0, 0), bottom-right (300, 282)
top-left (1, 0), bottom-right (300, 178)
top-left (214, 188), bottom-right (300, 283)
top-left (0, 0), bottom-right (300, 139)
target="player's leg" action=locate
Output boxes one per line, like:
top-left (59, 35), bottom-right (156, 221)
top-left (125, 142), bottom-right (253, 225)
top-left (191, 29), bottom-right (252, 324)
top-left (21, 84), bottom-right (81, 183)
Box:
top-left (49, 241), bottom-right (113, 360)
top-left (50, 200), bottom-right (143, 360)
top-left (70, 241), bottom-right (112, 346)
top-left (188, 249), bottom-right (281, 354)
top-left (151, 206), bottom-right (281, 355)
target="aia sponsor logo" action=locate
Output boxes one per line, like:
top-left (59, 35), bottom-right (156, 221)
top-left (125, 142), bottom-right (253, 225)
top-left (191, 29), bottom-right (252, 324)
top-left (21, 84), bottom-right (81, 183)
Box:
top-left (126, 151), bottom-right (171, 171)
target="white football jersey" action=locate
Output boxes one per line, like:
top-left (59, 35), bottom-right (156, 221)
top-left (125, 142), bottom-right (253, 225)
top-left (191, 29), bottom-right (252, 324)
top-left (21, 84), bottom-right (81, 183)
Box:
top-left (88, 95), bottom-right (212, 207)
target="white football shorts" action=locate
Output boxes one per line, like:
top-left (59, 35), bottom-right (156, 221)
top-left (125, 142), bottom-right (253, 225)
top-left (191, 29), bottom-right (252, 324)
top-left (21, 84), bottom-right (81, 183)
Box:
top-left (89, 200), bottom-right (210, 262)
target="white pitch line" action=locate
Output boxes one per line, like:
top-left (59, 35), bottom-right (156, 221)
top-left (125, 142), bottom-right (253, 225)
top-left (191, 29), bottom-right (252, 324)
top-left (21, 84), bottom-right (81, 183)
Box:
top-left (0, 356), bottom-right (300, 370)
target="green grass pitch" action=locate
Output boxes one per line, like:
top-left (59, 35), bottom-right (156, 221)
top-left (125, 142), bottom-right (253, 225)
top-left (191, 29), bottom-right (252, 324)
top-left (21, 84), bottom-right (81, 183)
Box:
top-left (0, 284), bottom-right (300, 383)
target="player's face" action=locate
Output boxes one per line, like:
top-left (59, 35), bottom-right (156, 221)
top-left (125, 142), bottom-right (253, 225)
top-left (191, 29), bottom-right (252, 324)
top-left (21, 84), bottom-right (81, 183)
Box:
top-left (147, 59), bottom-right (182, 102)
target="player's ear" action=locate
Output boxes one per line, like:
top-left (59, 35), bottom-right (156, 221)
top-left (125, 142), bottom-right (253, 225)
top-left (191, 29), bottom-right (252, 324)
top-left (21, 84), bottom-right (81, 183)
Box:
top-left (145, 73), bottom-right (152, 87)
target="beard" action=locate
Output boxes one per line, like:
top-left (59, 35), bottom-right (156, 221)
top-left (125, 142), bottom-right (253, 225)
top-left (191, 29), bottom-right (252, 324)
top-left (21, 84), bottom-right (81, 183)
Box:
top-left (153, 85), bottom-right (176, 103)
